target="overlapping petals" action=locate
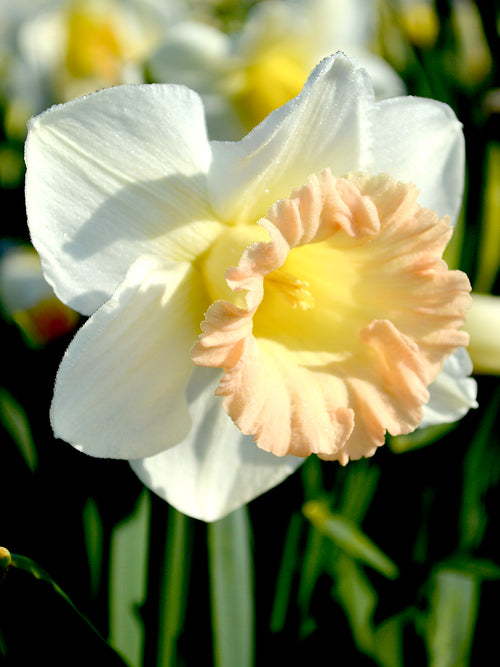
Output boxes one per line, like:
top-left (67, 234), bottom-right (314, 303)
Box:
top-left (51, 255), bottom-right (207, 458)
top-left (25, 83), bottom-right (218, 314)
top-left (131, 368), bottom-right (304, 522)
top-left (25, 53), bottom-right (477, 520)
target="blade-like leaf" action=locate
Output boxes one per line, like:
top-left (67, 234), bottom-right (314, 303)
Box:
top-left (0, 388), bottom-right (37, 472)
top-left (303, 500), bottom-right (399, 579)
top-left (208, 506), bottom-right (254, 667)
top-left (425, 568), bottom-right (479, 667)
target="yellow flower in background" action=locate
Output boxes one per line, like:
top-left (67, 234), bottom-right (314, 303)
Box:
top-left (449, 0), bottom-right (491, 88)
top-left (397, 0), bottom-right (440, 48)
top-left (25, 54), bottom-right (476, 520)
top-left (149, 0), bottom-right (405, 139)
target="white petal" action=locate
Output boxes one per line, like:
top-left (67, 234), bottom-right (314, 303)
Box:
top-left (148, 22), bottom-right (246, 140)
top-left (373, 96), bottom-right (465, 221)
top-left (131, 367), bottom-right (304, 521)
top-left (25, 83), bottom-right (216, 315)
top-left (421, 348), bottom-right (478, 428)
top-left (464, 293), bottom-right (500, 374)
top-left (347, 48), bottom-right (406, 99)
top-left (149, 22), bottom-right (229, 92)
top-left (51, 255), bottom-right (206, 459)
top-left (208, 52), bottom-right (375, 226)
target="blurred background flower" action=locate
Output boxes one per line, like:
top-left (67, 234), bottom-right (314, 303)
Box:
top-left (0, 0), bottom-right (183, 147)
top-left (0, 241), bottom-right (79, 346)
top-left (148, 0), bottom-right (405, 138)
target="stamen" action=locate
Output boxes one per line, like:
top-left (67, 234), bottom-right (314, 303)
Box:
top-left (193, 169), bottom-right (472, 462)
top-left (265, 268), bottom-right (315, 310)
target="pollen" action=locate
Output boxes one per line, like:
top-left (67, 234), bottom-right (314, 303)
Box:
top-left (265, 268), bottom-right (315, 310)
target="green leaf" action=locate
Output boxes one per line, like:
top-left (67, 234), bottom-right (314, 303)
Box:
top-left (337, 459), bottom-right (380, 522)
top-left (0, 387), bottom-right (37, 472)
top-left (270, 512), bottom-right (304, 633)
top-left (474, 142), bottom-right (500, 292)
top-left (296, 521), bottom-right (326, 620)
top-left (1, 550), bottom-right (129, 665)
top-left (439, 555), bottom-right (500, 581)
top-left (109, 491), bottom-right (150, 667)
top-left (83, 497), bottom-right (104, 599)
top-left (333, 554), bottom-right (377, 654)
top-left (208, 506), bottom-right (254, 667)
top-left (157, 506), bottom-right (193, 667)
top-left (460, 387), bottom-right (500, 549)
top-left (303, 501), bottom-right (399, 579)
top-left (389, 422), bottom-right (457, 454)
top-left (425, 568), bottom-right (479, 667)
top-left (373, 614), bottom-right (405, 667)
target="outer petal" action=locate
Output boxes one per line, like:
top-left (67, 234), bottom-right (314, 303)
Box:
top-left (347, 48), bottom-right (406, 99)
top-left (373, 97), bottom-right (465, 221)
top-left (208, 53), bottom-right (375, 226)
top-left (25, 83), bottom-right (217, 315)
top-left (421, 348), bottom-right (478, 427)
top-left (51, 255), bottom-right (206, 459)
top-left (130, 367), bottom-right (304, 521)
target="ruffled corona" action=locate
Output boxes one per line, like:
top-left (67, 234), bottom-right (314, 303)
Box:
top-left (192, 170), bottom-right (472, 464)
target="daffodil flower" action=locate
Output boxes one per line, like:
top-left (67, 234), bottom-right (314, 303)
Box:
top-left (149, 0), bottom-right (405, 139)
top-left (1, 0), bottom-right (182, 138)
top-left (25, 54), bottom-right (477, 521)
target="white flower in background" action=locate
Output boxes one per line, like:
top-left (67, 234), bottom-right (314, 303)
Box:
top-left (25, 54), bottom-right (476, 521)
top-left (464, 294), bottom-right (500, 375)
top-left (0, 242), bottom-right (79, 345)
top-left (1, 0), bottom-right (183, 138)
top-left (149, 0), bottom-right (405, 139)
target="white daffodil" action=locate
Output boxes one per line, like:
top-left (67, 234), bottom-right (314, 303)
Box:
top-left (1, 0), bottom-right (182, 138)
top-left (149, 0), bottom-right (405, 139)
top-left (25, 54), bottom-right (477, 521)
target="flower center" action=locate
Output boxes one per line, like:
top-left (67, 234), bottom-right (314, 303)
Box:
top-left (193, 170), bottom-right (472, 462)
top-left (264, 268), bottom-right (315, 311)
top-left (65, 3), bottom-right (123, 81)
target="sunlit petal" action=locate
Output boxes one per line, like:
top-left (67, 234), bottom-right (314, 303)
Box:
top-left (130, 367), bottom-right (304, 521)
top-left (25, 83), bottom-right (217, 315)
top-left (51, 255), bottom-right (206, 459)
top-left (208, 53), bottom-right (375, 226)
top-left (373, 96), bottom-right (465, 220)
